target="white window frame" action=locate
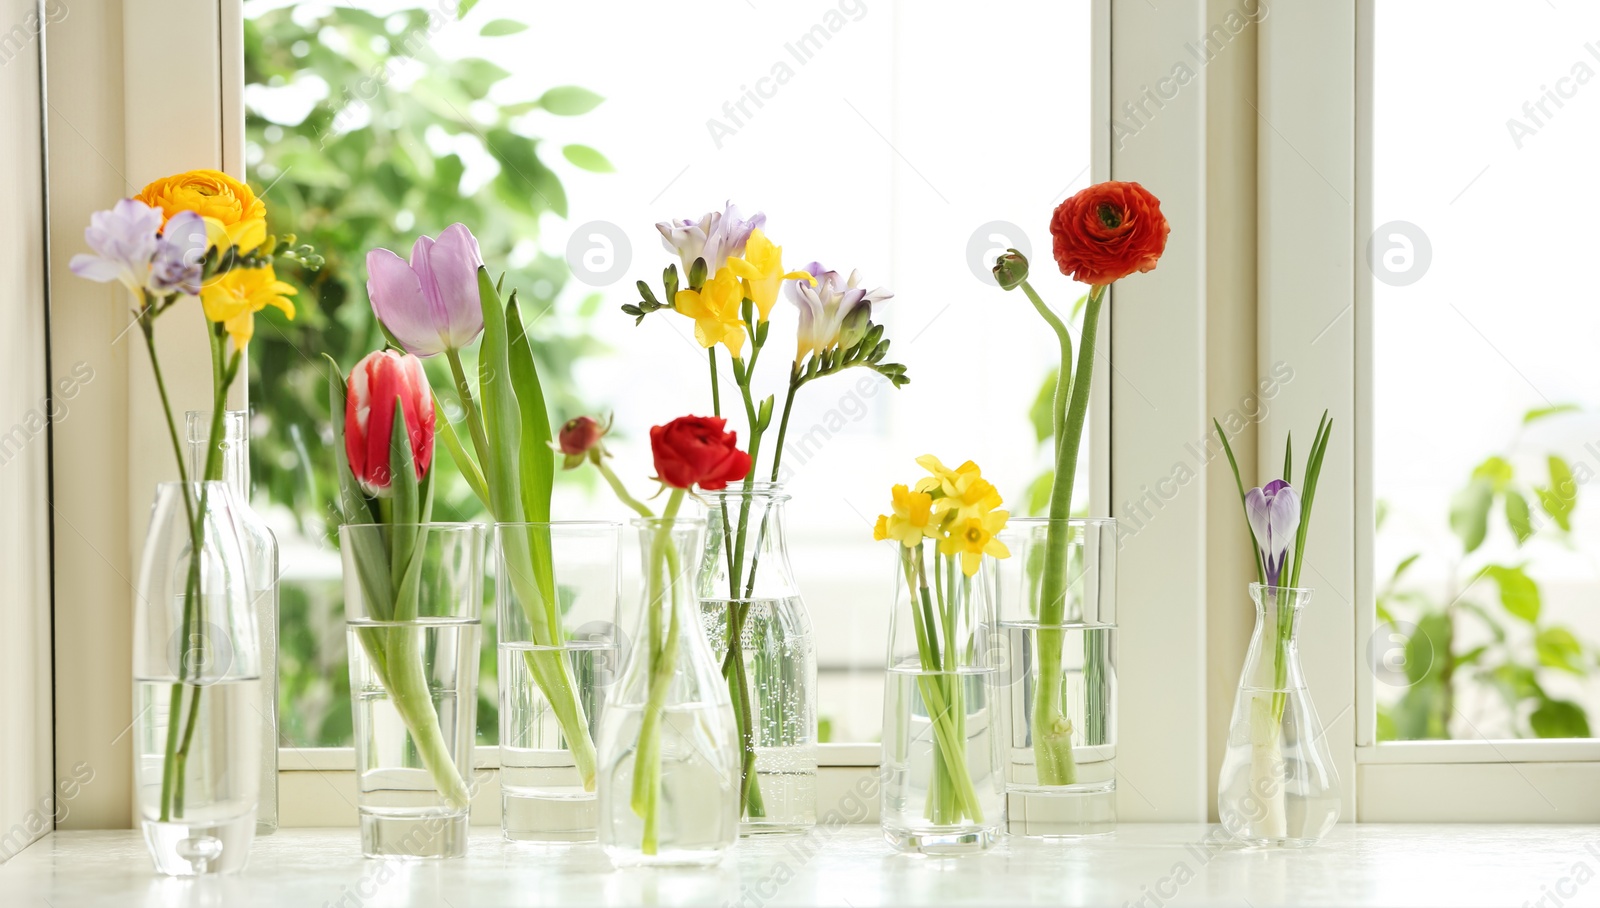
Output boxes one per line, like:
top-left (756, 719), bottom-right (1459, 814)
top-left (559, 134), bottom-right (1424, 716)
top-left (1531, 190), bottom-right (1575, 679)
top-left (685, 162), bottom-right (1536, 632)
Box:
top-left (1261, 0), bottom-right (1600, 822)
top-left (46, 0), bottom-right (1226, 827)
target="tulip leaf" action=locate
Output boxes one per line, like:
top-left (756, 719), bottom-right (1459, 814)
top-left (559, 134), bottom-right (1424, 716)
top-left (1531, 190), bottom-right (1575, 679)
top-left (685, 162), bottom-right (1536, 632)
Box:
top-left (538, 85), bottom-right (605, 116)
top-left (1535, 455), bottom-right (1577, 532)
top-left (479, 18), bottom-right (527, 36)
top-left (475, 266), bottom-right (525, 527)
top-left (1530, 698), bottom-right (1591, 738)
top-left (1449, 477), bottom-right (1494, 555)
top-left (561, 144), bottom-right (614, 173)
top-left (389, 403), bottom-right (430, 623)
top-left (433, 391), bottom-right (489, 505)
top-left (506, 290), bottom-right (554, 525)
top-left (1478, 564), bottom-right (1541, 624)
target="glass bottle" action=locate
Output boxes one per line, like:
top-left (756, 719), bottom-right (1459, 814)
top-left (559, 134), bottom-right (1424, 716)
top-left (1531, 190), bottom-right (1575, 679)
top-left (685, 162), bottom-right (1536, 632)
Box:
top-left (133, 481), bottom-right (261, 875)
top-left (598, 515), bottom-right (740, 867)
top-left (1217, 584), bottom-right (1341, 846)
top-left (187, 410), bottom-right (278, 835)
top-left (698, 483), bottom-right (817, 835)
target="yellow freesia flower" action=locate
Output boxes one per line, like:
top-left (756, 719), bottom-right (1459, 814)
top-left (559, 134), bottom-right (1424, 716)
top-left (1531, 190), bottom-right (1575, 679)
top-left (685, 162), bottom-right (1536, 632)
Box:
top-left (201, 263), bottom-right (297, 346)
top-left (675, 266), bottom-right (749, 359)
top-left (939, 509), bottom-right (1012, 576)
top-left (137, 169), bottom-right (266, 229)
top-left (875, 484), bottom-right (939, 548)
top-left (726, 228), bottom-right (814, 323)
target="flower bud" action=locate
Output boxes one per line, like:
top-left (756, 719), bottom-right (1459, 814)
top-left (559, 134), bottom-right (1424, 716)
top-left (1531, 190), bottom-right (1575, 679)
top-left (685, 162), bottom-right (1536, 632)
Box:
top-left (557, 415), bottom-right (611, 469)
top-left (992, 248), bottom-right (1029, 291)
top-left (344, 350), bottom-right (436, 496)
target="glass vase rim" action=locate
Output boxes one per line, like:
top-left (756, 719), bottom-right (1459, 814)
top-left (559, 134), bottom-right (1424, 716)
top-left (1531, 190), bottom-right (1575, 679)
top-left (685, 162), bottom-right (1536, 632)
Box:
top-left (1000, 516), bottom-right (1117, 528)
top-left (697, 481), bottom-right (789, 500)
top-left (491, 519), bottom-right (623, 530)
top-left (152, 479), bottom-right (237, 494)
top-left (339, 521), bottom-right (486, 533)
top-left (630, 515), bottom-right (707, 530)
top-left (1248, 582), bottom-right (1314, 597)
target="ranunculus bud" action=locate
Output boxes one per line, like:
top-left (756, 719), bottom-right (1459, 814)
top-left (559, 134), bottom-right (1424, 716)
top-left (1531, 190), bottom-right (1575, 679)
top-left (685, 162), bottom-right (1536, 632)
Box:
top-left (992, 248), bottom-right (1029, 291)
top-left (649, 415), bottom-right (751, 491)
top-left (344, 350), bottom-right (436, 496)
top-left (557, 415), bottom-right (610, 469)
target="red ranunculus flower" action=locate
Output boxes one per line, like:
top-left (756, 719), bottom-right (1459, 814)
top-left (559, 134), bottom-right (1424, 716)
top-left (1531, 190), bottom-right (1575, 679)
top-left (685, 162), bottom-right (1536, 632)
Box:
top-left (650, 415), bottom-right (751, 491)
top-left (559, 415), bottom-right (606, 456)
top-left (1049, 180), bottom-right (1169, 286)
top-left (344, 349), bottom-right (436, 496)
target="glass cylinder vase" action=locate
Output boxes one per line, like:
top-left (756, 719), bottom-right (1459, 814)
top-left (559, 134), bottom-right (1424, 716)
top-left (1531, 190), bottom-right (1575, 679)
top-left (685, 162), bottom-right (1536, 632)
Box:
top-left (133, 481), bottom-right (262, 876)
top-left (495, 521), bottom-right (622, 844)
top-left (992, 517), bottom-right (1118, 837)
top-left (880, 536), bottom-right (1004, 855)
top-left (598, 515), bottom-right (740, 867)
top-left (698, 483), bottom-right (817, 836)
top-left (342, 522), bottom-right (484, 860)
top-left (1218, 584), bottom-right (1340, 846)
top-left (187, 410), bottom-right (279, 835)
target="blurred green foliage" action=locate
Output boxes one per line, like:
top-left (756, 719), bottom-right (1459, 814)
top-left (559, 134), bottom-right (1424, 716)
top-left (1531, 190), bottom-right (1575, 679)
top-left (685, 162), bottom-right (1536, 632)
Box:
top-left (243, 1), bottom-right (607, 746)
top-left (1377, 406), bottom-right (1597, 741)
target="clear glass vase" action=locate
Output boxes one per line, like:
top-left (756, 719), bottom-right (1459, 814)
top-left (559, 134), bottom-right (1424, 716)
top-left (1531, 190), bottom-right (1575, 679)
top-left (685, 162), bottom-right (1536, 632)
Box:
top-left (1217, 584), bottom-right (1340, 847)
top-left (187, 410), bottom-right (278, 836)
top-left (342, 522), bottom-right (484, 860)
top-left (495, 521), bottom-right (622, 844)
top-left (992, 517), bottom-right (1118, 837)
top-left (880, 536), bottom-right (1004, 855)
top-left (697, 483), bottom-right (817, 835)
top-left (598, 515), bottom-right (740, 867)
top-left (133, 481), bottom-right (262, 876)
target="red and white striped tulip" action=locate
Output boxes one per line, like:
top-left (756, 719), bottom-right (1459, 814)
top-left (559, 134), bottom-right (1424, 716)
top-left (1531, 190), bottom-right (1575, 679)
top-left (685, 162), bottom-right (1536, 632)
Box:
top-left (344, 350), bottom-right (436, 496)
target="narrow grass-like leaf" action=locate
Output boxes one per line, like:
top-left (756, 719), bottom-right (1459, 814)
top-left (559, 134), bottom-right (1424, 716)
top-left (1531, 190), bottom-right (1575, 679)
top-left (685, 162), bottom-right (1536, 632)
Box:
top-left (432, 391), bottom-right (489, 505)
top-left (1215, 418), bottom-right (1267, 585)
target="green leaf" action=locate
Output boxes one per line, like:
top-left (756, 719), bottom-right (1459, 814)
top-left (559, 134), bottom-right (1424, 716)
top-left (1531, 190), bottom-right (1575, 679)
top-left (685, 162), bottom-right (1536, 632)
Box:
top-left (1504, 490), bottom-right (1534, 545)
top-left (537, 85), bottom-right (605, 116)
top-left (1390, 552), bottom-right (1421, 585)
top-left (457, 0), bottom-right (479, 19)
top-left (1026, 470), bottom-right (1055, 517)
top-left (1449, 477), bottom-right (1494, 554)
top-left (1457, 600), bottom-right (1508, 642)
top-left (432, 391), bottom-right (489, 505)
top-left (1215, 418), bottom-right (1267, 585)
top-left (1530, 698), bottom-right (1591, 738)
top-left (453, 59), bottom-right (511, 100)
top-left (1390, 677), bottom-right (1450, 740)
top-left (1524, 403), bottom-right (1580, 424)
top-left (1536, 626), bottom-right (1587, 674)
top-left (561, 144), bottom-right (614, 173)
top-left (1478, 564), bottom-right (1541, 623)
top-left (1029, 368), bottom-right (1058, 445)
top-left (480, 18), bottom-right (528, 36)
top-left (1535, 455), bottom-right (1577, 532)
top-left (475, 266), bottom-right (526, 525)
top-left (1406, 611), bottom-right (1450, 686)
top-left (1471, 455), bottom-right (1514, 492)
top-left (506, 291), bottom-right (554, 525)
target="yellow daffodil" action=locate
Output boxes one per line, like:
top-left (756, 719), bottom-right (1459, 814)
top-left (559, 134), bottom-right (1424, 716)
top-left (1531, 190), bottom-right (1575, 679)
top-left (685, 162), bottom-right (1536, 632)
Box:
top-left (916, 454), bottom-right (1003, 521)
top-left (675, 266), bottom-right (748, 359)
top-left (201, 263), bottom-right (297, 346)
top-left (939, 509), bottom-right (1012, 576)
top-left (875, 484), bottom-right (939, 548)
top-left (726, 228), bottom-right (814, 322)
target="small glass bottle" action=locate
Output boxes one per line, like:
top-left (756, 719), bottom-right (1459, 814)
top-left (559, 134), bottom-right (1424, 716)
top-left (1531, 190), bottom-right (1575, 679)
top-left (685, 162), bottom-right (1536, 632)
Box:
top-left (187, 410), bottom-right (278, 834)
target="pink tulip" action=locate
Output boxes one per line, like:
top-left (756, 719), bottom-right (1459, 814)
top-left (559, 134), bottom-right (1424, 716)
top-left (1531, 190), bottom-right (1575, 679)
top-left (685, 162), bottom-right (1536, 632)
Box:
top-left (365, 223), bottom-right (485, 357)
top-left (345, 350), bottom-right (436, 495)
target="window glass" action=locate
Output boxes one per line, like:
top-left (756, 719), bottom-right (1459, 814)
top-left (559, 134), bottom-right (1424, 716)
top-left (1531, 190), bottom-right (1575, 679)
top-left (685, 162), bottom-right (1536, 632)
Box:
top-left (247, 0), bottom-right (1093, 748)
top-left (1372, 1), bottom-right (1600, 741)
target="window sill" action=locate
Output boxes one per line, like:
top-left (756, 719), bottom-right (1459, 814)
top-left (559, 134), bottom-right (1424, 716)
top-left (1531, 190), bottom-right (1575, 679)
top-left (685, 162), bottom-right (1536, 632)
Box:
top-left (4, 824), bottom-right (1583, 906)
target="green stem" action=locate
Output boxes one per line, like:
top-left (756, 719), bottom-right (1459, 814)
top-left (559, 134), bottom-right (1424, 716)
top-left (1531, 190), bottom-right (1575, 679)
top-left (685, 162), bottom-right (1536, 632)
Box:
top-left (768, 366), bottom-right (802, 484)
top-left (446, 348), bottom-right (493, 470)
top-left (709, 348), bottom-right (721, 418)
top-left (1027, 282), bottom-right (1105, 787)
top-left (632, 489), bottom-right (686, 854)
top-left (595, 460), bottom-right (655, 518)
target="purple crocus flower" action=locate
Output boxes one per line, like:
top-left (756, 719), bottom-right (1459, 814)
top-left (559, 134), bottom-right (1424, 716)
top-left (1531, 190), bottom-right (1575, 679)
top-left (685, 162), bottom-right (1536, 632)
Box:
top-left (149, 211), bottom-right (208, 296)
top-left (69, 199), bottom-right (164, 297)
top-left (785, 262), bottom-right (893, 362)
top-left (1245, 479), bottom-right (1301, 587)
top-left (365, 223), bottom-right (485, 358)
top-left (656, 202), bottom-right (765, 277)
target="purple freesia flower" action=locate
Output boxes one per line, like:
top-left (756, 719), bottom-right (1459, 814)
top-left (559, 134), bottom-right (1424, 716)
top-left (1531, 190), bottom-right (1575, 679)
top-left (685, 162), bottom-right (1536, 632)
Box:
top-left (785, 262), bottom-right (893, 362)
top-left (656, 202), bottom-right (765, 278)
top-left (149, 211), bottom-right (208, 296)
top-left (366, 223), bottom-right (485, 357)
top-left (69, 199), bottom-right (165, 297)
top-left (1245, 479), bottom-right (1301, 587)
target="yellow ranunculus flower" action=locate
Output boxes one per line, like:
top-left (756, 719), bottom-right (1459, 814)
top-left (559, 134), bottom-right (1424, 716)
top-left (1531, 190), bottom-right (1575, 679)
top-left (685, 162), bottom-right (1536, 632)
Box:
top-left (876, 484), bottom-right (939, 548)
top-left (675, 266), bottom-right (749, 359)
top-left (939, 509), bottom-right (1012, 576)
top-left (726, 228), bottom-right (815, 323)
top-left (137, 169), bottom-right (265, 227)
top-left (201, 263), bottom-right (297, 346)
